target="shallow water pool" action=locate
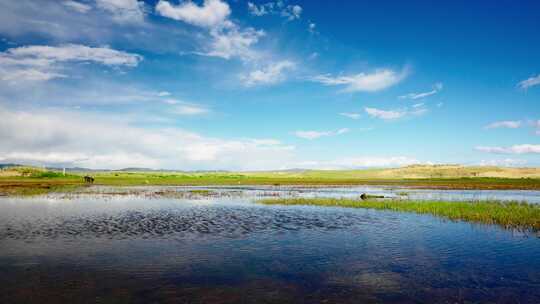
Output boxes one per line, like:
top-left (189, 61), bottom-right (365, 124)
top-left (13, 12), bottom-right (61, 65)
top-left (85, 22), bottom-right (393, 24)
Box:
top-left (0, 186), bottom-right (539, 303)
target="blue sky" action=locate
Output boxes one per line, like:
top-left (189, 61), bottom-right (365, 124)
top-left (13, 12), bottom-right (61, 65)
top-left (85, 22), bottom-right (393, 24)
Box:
top-left (0, 0), bottom-right (539, 170)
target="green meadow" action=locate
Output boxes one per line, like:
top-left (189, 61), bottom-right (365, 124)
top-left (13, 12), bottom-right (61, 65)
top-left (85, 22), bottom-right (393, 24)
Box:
top-left (1, 165), bottom-right (540, 196)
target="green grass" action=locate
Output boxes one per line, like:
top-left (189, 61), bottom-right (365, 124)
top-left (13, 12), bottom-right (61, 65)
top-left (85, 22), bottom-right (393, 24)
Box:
top-left (1, 165), bottom-right (540, 196)
top-left (257, 198), bottom-right (540, 232)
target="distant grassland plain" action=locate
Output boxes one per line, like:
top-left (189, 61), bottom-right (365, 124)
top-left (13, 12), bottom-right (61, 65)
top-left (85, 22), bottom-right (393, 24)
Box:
top-left (1, 164), bottom-right (540, 195)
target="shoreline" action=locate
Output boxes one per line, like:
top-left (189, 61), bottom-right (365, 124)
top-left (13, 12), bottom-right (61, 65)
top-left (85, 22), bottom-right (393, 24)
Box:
top-left (2, 177), bottom-right (540, 196)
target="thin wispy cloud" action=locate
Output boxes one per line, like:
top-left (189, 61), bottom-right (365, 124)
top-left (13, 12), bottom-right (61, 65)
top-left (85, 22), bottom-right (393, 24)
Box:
top-left (308, 22), bottom-right (317, 34)
top-left (364, 105), bottom-right (427, 121)
top-left (96, 0), bottom-right (146, 24)
top-left (399, 82), bottom-right (443, 100)
top-left (294, 128), bottom-right (349, 140)
top-left (517, 73), bottom-right (540, 90)
top-left (173, 104), bottom-right (210, 116)
top-left (339, 112), bottom-right (361, 120)
top-left (484, 120), bottom-right (522, 130)
top-left (312, 67), bottom-right (409, 93)
top-left (475, 144), bottom-right (540, 154)
top-left (0, 44), bottom-right (142, 83)
top-left (240, 60), bottom-right (295, 87)
top-left (531, 120), bottom-right (540, 135)
top-left (62, 1), bottom-right (92, 13)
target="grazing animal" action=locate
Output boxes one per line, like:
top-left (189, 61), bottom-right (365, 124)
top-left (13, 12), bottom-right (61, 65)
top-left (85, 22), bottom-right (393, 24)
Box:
top-left (84, 176), bottom-right (94, 183)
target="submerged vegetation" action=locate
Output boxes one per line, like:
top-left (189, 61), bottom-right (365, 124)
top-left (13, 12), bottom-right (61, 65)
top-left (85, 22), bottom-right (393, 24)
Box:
top-left (257, 198), bottom-right (540, 232)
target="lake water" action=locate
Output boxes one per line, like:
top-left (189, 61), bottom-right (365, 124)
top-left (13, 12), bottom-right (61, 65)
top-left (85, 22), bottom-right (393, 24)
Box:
top-left (1, 186), bottom-right (539, 303)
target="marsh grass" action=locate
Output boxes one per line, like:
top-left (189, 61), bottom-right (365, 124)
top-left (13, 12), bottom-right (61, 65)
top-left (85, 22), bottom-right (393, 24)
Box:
top-left (257, 198), bottom-right (540, 231)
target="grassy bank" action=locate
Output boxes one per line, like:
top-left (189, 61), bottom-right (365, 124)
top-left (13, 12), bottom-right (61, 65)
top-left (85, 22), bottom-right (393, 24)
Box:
top-left (258, 198), bottom-right (540, 232)
top-left (1, 165), bottom-right (540, 196)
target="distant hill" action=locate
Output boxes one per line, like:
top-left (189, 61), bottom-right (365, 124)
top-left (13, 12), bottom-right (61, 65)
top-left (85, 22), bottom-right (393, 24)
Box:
top-left (2, 163), bottom-right (540, 179)
top-left (0, 163), bottom-right (22, 169)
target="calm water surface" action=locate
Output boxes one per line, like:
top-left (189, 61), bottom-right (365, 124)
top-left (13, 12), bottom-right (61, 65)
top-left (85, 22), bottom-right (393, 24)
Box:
top-left (1, 186), bottom-right (539, 303)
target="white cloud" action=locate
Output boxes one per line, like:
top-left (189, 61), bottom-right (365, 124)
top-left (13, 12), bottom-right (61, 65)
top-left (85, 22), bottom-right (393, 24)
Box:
top-left (5, 44), bottom-right (142, 66)
top-left (96, 0), bottom-right (146, 24)
top-left (281, 4), bottom-right (302, 20)
top-left (62, 1), bottom-right (92, 13)
top-left (518, 74), bottom-right (540, 90)
top-left (365, 105), bottom-right (427, 121)
top-left (308, 22), bottom-right (317, 34)
top-left (312, 67), bottom-right (409, 92)
top-left (365, 107), bottom-right (405, 121)
top-left (247, 2), bottom-right (269, 16)
top-left (475, 144), bottom-right (540, 154)
top-left (204, 26), bottom-right (265, 61)
top-left (530, 120), bottom-right (540, 135)
top-left (156, 0), bottom-right (230, 28)
top-left (294, 128), bottom-right (349, 140)
top-left (0, 44), bottom-right (142, 83)
top-left (339, 112), bottom-right (361, 120)
top-left (156, 0), bottom-right (264, 62)
top-left (247, 1), bottom-right (302, 20)
top-left (484, 120), bottom-right (522, 130)
top-left (241, 60), bottom-right (295, 86)
top-left (157, 91), bottom-right (171, 97)
top-left (399, 82), bottom-right (443, 100)
top-left (173, 104), bottom-right (210, 115)
top-left (0, 106), bottom-right (295, 170)
top-left (479, 159), bottom-right (527, 167)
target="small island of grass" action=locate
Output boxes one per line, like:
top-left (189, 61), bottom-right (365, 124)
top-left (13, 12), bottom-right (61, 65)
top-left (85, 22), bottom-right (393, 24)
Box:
top-left (257, 198), bottom-right (540, 232)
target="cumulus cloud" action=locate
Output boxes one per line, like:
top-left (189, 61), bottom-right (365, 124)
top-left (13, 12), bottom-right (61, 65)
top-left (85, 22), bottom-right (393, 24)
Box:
top-left (364, 105), bottom-right (427, 121)
top-left (157, 0), bottom-right (265, 62)
top-left (475, 144), bottom-right (540, 154)
top-left (62, 1), bottom-right (92, 13)
top-left (156, 0), bottom-right (230, 28)
top-left (312, 67), bottom-right (409, 93)
top-left (339, 112), bottom-right (361, 120)
top-left (399, 82), bottom-right (443, 100)
top-left (517, 73), bottom-right (540, 90)
top-left (241, 60), bottom-right (295, 86)
top-left (0, 106), bottom-right (295, 170)
top-left (96, 0), bottom-right (146, 24)
top-left (247, 1), bottom-right (302, 20)
top-left (294, 128), bottom-right (349, 140)
top-left (0, 44), bottom-right (142, 83)
top-left (484, 120), bottom-right (522, 130)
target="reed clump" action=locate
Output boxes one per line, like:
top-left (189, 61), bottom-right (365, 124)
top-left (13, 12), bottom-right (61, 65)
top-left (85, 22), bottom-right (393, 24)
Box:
top-left (258, 198), bottom-right (540, 231)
